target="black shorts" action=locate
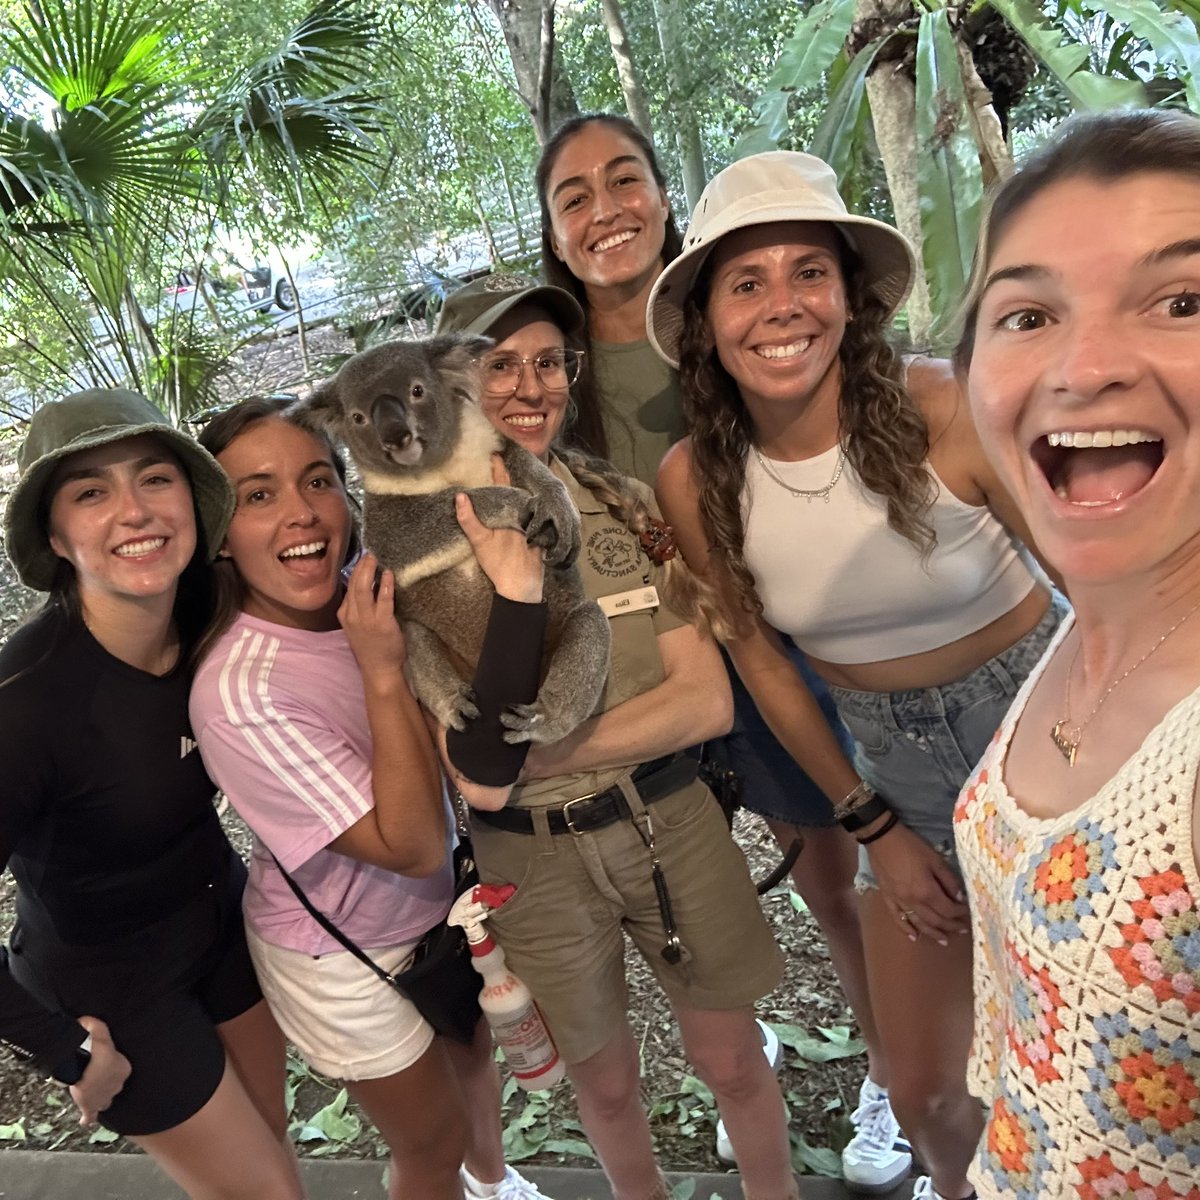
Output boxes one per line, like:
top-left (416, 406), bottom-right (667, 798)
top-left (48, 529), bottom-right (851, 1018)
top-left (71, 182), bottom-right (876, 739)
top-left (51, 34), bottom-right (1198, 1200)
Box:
top-left (8, 849), bottom-right (262, 1136)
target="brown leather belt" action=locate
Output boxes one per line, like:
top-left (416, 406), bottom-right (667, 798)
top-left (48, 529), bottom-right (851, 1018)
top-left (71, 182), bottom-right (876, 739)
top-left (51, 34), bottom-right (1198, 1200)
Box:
top-left (471, 754), bottom-right (698, 836)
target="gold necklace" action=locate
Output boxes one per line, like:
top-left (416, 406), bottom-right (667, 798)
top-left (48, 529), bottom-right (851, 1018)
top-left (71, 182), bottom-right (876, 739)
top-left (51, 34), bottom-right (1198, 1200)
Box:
top-left (754, 445), bottom-right (846, 503)
top-left (1050, 598), bottom-right (1200, 765)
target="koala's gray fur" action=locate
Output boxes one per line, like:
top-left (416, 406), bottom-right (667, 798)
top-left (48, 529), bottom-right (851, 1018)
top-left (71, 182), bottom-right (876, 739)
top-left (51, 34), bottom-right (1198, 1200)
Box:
top-left (294, 334), bottom-right (611, 745)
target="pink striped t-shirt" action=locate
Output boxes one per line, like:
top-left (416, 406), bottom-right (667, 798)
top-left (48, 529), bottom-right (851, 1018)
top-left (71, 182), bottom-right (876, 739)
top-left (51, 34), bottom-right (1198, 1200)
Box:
top-left (190, 612), bottom-right (453, 955)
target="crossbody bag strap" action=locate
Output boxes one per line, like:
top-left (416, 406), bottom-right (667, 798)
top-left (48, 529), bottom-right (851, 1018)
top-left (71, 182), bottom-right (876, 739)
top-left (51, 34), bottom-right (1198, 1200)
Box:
top-left (272, 855), bottom-right (402, 988)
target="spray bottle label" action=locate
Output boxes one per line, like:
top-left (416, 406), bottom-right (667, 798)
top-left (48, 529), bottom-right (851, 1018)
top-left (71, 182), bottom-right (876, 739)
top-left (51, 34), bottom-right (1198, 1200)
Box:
top-left (489, 1000), bottom-right (560, 1080)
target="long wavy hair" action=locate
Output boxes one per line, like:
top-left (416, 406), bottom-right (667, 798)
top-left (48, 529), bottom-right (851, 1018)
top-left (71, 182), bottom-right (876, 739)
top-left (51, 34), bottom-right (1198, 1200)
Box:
top-left (553, 444), bottom-right (731, 641)
top-left (535, 113), bottom-right (684, 458)
top-left (956, 107), bottom-right (1200, 373)
top-left (679, 238), bottom-right (934, 623)
top-left (193, 396), bottom-right (361, 665)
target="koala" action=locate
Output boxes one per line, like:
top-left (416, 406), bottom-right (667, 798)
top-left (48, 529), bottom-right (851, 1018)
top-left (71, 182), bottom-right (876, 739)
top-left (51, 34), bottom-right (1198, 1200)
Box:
top-left (294, 335), bottom-right (612, 745)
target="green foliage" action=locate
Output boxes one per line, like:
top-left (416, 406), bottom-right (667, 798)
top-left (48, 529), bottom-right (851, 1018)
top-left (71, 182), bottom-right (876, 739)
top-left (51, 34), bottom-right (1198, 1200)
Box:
top-left (292, 1087), bottom-right (363, 1146)
top-left (808, 33), bottom-right (893, 209)
top-left (499, 1086), bottom-right (598, 1162)
top-left (769, 1022), bottom-right (865, 1064)
top-left (990, 0), bottom-right (1148, 108)
top-left (734, 0), bottom-right (858, 158)
top-left (915, 9), bottom-right (984, 340)
top-left (0, 0), bottom-right (386, 416)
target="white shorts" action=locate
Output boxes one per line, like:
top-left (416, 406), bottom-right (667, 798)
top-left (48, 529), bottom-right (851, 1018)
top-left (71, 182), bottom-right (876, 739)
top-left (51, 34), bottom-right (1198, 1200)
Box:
top-left (245, 924), bottom-right (435, 1081)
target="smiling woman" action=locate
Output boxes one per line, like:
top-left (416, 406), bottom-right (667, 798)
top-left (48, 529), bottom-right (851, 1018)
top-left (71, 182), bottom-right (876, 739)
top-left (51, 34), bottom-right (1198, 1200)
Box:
top-left (651, 151), bottom-right (1064, 1200)
top-left (0, 389), bottom-right (304, 1200)
top-left (190, 397), bottom-right (555, 1200)
top-left (952, 109), bottom-right (1200, 1200)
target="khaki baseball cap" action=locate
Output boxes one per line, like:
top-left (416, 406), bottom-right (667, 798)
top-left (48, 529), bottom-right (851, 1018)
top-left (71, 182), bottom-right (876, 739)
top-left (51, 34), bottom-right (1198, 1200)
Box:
top-left (435, 273), bottom-right (585, 339)
top-left (647, 151), bottom-right (917, 367)
top-left (5, 388), bottom-right (235, 590)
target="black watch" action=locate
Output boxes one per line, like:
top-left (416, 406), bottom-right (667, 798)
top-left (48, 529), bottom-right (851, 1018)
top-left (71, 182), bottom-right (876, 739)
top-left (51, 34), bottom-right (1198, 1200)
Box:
top-left (51, 1037), bottom-right (91, 1085)
top-left (836, 793), bottom-right (891, 833)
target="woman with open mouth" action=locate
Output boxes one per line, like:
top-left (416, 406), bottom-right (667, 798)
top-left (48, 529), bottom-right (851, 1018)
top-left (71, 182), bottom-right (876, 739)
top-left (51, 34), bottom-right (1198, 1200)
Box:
top-left (953, 108), bottom-right (1200, 1199)
top-left (537, 115), bottom-right (893, 1188)
top-left (652, 152), bottom-right (1064, 1200)
top-left (189, 398), bottom-right (555, 1200)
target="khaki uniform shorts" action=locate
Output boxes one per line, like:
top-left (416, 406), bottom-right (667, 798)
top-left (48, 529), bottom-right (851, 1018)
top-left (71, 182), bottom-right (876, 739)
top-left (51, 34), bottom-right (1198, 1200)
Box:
top-left (471, 777), bottom-right (783, 1065)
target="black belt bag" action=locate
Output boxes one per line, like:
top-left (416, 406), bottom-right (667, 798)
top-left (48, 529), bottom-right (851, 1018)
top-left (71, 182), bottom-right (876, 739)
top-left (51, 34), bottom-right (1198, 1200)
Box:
top-left (274, 842), bottom-right (482, 1044)
top-left (471, 753), bottom-right (699, 836)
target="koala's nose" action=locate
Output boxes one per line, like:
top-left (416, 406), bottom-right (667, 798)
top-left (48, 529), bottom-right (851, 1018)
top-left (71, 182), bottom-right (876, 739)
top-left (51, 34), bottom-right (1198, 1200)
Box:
top-left (372, 394), bottom-right (413, 451)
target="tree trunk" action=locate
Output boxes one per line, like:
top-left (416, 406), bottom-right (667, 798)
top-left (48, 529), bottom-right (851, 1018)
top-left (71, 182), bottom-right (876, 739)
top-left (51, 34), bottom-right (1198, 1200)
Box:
top-left (955, 38), bottom-right (1013, 188)
top-left (598, 0), bottom-right (654, 141)
top-left (483, 0), bottom-right (579, 144)
top-left (648, 0), bottom-right (706, 209)
top-left (865, 58), bottom-right (931, 344)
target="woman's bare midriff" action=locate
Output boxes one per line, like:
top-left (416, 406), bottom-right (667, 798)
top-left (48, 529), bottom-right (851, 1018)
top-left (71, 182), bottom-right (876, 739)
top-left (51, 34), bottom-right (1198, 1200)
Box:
top-left (807, 585), bottom-right (1052, 693)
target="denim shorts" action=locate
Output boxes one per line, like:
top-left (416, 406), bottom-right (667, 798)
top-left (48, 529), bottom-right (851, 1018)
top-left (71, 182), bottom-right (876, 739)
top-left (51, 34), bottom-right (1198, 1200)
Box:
top-left (827, 597), bottom-right (1066, 887)
top-left (707, 642), bottom-right (854, 829)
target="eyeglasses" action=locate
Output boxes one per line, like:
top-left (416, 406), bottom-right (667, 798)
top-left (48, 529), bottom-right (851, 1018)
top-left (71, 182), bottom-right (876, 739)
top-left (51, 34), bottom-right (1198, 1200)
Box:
top-left (480, 348), bottom-right (584, 396)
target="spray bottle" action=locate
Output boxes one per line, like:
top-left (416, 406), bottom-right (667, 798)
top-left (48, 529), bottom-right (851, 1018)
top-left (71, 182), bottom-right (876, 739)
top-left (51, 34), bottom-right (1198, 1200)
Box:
top-left (448, 884), bottom-right (565, 1091)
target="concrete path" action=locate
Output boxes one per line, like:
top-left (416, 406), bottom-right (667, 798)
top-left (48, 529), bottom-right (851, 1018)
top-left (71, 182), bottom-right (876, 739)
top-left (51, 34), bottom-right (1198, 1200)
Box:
top-left (0, 1152), bottom-right (918, 1199)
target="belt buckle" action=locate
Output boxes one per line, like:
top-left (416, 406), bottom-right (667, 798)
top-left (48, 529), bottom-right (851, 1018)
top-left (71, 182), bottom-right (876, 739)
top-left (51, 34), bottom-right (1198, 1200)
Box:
top-left (560, 790), bottom-right (599, 835)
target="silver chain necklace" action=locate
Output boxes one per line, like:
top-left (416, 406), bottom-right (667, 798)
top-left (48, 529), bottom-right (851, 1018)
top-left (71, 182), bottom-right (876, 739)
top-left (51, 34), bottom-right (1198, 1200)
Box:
top-left (754, 445), bottom-right (846, 504)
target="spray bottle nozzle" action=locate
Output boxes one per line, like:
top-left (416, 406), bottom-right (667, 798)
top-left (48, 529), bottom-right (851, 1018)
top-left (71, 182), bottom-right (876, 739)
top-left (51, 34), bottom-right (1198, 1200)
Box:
top-left (446, 883), bottom-right (518, 950)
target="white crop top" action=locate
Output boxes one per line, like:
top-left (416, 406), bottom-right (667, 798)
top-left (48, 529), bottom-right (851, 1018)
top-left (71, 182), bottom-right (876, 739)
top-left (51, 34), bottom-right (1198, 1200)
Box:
top-left (742, 444), bottom-right (1036, 664)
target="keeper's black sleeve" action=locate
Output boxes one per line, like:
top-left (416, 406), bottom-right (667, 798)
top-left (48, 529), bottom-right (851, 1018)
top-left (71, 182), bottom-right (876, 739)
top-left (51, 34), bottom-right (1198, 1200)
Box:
top-left (445, 595), bottom-right (547, 786)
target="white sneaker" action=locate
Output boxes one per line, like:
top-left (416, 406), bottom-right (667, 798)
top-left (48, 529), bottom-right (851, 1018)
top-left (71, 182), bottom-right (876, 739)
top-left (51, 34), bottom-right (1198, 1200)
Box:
top-left (909, 1177), bottom-right (975, 1200)
top-left (841, 1078), bottom-right (912, 1193)
top-left (714, 1018), bottom-right (783, 1166)
top-left (461, 1164), bottom-right (555, 1199)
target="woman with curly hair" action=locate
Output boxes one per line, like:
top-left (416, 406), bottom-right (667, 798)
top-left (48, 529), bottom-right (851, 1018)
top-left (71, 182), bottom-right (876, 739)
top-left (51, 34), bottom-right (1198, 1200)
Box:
top-left (652, 152), bottom-right (1063, 1200)
top-left (537, 117), bottom-right (897, 1187)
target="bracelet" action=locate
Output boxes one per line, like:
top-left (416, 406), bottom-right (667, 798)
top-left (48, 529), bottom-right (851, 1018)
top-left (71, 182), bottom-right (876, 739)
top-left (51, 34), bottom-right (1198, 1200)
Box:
top-left (856, 811), bottom-right (900, 845)
top-left (837, 792), bottom-right (891, 832)
top-left (832, 779), bottom-right (874, 820)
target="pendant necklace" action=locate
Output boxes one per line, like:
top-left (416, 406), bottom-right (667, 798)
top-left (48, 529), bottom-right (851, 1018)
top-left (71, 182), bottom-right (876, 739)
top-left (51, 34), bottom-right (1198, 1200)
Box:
top-left (1050, 597), bottom-right (1200, 765)
top-left (755, 445), bottom-right (846, 504)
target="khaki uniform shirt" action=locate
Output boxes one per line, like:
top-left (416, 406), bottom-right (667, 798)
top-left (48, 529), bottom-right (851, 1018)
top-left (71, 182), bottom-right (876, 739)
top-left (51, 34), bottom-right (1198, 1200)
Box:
top-left (510, 456), bottom-right (687, 809)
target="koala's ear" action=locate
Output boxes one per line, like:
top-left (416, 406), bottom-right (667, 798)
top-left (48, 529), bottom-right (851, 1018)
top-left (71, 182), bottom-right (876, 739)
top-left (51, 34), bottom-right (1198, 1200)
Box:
top-left (289, 379), bottom-right (343, 434)
top-left (424, 333), bottom-right (494, 370)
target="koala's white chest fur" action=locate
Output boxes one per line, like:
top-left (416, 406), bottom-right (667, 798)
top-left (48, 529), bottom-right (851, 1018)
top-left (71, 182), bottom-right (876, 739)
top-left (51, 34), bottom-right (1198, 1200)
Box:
top-left (358, 405), bottom-right (503, 497)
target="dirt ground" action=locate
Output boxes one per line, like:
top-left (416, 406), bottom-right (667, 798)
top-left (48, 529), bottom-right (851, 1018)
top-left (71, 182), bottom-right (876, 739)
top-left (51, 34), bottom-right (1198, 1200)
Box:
top-left (0, 325), bottom-right (864, 1177)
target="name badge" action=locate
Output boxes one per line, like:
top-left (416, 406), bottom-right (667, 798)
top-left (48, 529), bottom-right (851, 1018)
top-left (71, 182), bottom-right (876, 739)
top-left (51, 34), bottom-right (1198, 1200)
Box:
top-left (597, 585), bottom-right (660, 618)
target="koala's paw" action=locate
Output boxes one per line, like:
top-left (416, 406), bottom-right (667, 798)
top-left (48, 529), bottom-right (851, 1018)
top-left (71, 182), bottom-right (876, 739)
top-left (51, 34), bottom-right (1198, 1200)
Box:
top-left (500, 700), bottom-right (584, 745)
top-left (525, 495), bottom-right (581, 570)
top-left (498, 701), bottom-right (545, 744)
top-left (430, 685), bottom-right (480, 733)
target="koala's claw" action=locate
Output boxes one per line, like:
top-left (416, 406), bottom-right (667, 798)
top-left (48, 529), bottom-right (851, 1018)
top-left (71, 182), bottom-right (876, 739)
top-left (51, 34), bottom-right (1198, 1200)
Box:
top-left (499, 702), bottom-right (542, 744)
top-left (439, 687), bottom-right (480, 732)
top-left (525, 503), bottom-right (580, 569)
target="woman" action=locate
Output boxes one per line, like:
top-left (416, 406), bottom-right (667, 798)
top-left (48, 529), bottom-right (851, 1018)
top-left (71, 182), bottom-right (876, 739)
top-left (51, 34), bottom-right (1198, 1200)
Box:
top-left (189, 398), bottom-right (553, 1200)
top-left (434, 274), bottom-right (798, 1200)
top-left (535, 112), bottom-right (685, 484)
top-left (954, 108), bottom-right (1200, 1200)
top-left (536, 117), bottom-right (896, 1187)
top-left (651, 152), bottom-right (1063, 1200)
top-left (0, 388), bottom-right (302, 1199)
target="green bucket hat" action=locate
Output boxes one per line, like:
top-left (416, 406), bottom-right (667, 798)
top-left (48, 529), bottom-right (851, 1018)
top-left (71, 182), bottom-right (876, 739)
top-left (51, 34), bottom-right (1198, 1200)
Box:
top-left (4, 388), bottom-right (236, 591)
top-left (434, 272), bottom-right (585, 339)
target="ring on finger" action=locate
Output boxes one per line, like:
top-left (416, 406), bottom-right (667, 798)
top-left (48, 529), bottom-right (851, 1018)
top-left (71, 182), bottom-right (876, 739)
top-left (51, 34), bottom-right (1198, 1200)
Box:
top-left (899, 909), bottom-right (916, 923)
